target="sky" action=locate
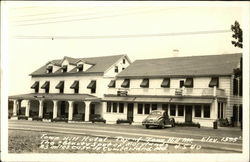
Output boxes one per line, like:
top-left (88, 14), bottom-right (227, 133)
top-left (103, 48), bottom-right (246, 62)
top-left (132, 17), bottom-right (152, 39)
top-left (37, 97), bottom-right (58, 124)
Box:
top-left (2, 1), bottom-right (246, 95)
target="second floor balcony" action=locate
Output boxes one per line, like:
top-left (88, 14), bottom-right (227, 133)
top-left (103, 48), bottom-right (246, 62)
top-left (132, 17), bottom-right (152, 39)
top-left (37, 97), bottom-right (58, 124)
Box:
top-left (107, 87), bottom-right (226, 98)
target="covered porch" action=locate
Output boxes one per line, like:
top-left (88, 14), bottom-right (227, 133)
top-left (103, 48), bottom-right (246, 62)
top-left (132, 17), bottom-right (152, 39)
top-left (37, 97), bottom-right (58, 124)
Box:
top-left (8, 93), bottom-right (102, 122)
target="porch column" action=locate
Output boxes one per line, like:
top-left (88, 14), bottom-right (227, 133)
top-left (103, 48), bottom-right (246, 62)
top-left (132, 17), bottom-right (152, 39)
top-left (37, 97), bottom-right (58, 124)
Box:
top-left (213, 98), bottom-right (218, 120)
top-left (102, 102), bottom-right (107, 113)
top-left (158, 103), bottom-right (162, 110)
top-left (13, 100), bottom-right (17, 116)
top-left (124, 103), bottom-right (128, 114)
top-left (68, 101), bottom-right (73, 121)
top-left (134, 103), bottom-right (138, 115)
top-left (53, 100), bottom-right (58, 119)
top-left (85, 101), bottom-right (91, 121)
top-left (38, 100), bottom-right (44, 118)
top-left (167, 104), bottom-right (170, 116)
top-left (25, 100), bottom-right (30, 117)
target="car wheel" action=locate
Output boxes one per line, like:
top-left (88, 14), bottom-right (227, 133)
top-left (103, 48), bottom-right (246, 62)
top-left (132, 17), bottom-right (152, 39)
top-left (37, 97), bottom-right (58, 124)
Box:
top-left (159, 122), bottom-right (165, 129)
top-left (145, 125), bottom-right (149, 129)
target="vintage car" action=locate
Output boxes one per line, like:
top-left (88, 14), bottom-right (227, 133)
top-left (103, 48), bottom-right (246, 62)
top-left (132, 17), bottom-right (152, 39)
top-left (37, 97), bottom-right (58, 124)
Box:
top-left (142, 110), bottom-right (175, 129)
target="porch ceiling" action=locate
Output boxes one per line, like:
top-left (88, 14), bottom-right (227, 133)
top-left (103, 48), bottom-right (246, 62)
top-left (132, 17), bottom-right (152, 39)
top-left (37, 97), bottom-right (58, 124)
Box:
top-left (8, 93), bottom-right (101, 102)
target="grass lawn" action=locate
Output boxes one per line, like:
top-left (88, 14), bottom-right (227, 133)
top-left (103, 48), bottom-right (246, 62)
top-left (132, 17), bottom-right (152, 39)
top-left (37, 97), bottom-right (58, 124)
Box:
top-left (8, 129), bottom-right (228, 153)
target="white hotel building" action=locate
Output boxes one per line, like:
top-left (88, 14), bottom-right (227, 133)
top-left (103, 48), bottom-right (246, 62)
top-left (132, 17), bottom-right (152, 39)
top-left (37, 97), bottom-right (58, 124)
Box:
top-left (9, 53), bottom-right (242, 127)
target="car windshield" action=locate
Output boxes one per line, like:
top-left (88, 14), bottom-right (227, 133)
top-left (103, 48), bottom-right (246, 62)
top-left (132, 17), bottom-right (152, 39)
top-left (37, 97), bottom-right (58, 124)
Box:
top-left (150, 111), bottom-right (162, 115)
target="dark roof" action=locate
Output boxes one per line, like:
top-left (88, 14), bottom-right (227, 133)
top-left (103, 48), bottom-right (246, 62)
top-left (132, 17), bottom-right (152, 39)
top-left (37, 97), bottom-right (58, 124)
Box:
top-left (9, 93), bottom-right (100, 101)
top-left (31, 55), bottom-right (125, 76)
top-left (117, 53), bottom-right (242, 78)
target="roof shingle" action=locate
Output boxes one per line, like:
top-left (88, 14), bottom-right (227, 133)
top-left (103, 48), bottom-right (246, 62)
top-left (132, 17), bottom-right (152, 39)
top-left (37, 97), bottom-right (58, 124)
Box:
top-left (117, 53), bottom-right (242, 78)
top-left (31, 55), bottom-right (124, 76)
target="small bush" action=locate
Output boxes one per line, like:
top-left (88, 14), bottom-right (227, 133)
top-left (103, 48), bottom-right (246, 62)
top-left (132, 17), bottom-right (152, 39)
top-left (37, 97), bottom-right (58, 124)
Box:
top-left (175, 122), bottom-right (200, 128)
top-left (218, 118), bottom-right (230, 127)
top-left (116, 119), bottom-right (132, 124)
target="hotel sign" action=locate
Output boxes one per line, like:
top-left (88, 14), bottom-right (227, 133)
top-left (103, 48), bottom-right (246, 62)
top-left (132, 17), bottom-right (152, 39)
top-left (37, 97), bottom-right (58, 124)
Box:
top-left (175, 89), bottom-right (183, 96)
top-left (117, 90), bottom-right (128, 96)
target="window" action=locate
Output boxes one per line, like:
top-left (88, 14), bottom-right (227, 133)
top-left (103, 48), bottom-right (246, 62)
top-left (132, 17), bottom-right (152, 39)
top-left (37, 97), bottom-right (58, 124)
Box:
top-left (123, 59), bottom-right (126, 64)
top-left (87, 80), bottom-right (96, 94)
top-left (138, 104), bottom-right (143, 114)
top-left (62, 65), bottom-right (67, 72)
top-left (70, 81), bottom-right (79, 94)
top-left (31, 81), bottom-right (39, 93)
top-left (77, 64), bottom-right (83, 72)
top-left (203, 105), bottom-right (210, 118)
top-left (233, 78), bottom-right (238, 95)
top-left (41, 81), bottom-right (50, 93)
top-left (179, 80), bottom-right (184, 88)
top-left (170, 104), bottom-right (176, 116)
top-left (115, 66), bottom-right (119, 73)
top-left (162, 104), bottom-right (168, 113)
top-left (161, 78), bottom-right (170, 88)
top-left (55, 81), bottom-right (64, 93)
top-left (178, 105), bottom-right (184, 116)
top-left (107, 102), bottom-right (111, 112)
top-left (144, 104), bottom-right (150, 114)
top-left (119, 103), bottom-right (124, 113)
top-left (121, 79), bottom-right (130, 88)
top-left (122, 67), bottom-right (125, 70)
top-left (108, 80), bottom-right (116, 88)
top-left (239, 77), bottom-right (242, 96)
top-left (221, 103), bottom-right (224, 119)
top-left (209, 77), bottom-right (219, 87)
top-left (73, 103), bottom-right (78, 115)
top-left (152, 104), bottom-right (157, 110)
top-left (218, 103), bottom-right (221, 119)
top-left (194, 105), bottom-right (201, 117)
top-left (239, 104), bottom-right (242, 122)
top-left (140, 78), bottom-right (149, 88)
top-left (184, 78), bottom-right (193, 88)
top-left (113, 103), bottom-right (117, 113)
top-left (46, 66), bottom-right (53, 73)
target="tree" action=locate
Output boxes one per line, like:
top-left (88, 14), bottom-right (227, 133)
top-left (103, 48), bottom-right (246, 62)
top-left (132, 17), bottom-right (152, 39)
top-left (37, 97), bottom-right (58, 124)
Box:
top-left (231, 21), bottom-right (243, 48)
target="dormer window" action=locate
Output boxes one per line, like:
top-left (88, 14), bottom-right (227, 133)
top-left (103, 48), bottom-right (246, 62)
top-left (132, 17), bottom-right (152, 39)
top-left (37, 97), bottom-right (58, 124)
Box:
top-left (62, 65), bottom-right (67, 73)
top-left (77, 64), bottom-right (83, 72)
top-left (114, 66), bottom-right (119, 73)
top-left (46, 66), bottom-right (53, 73)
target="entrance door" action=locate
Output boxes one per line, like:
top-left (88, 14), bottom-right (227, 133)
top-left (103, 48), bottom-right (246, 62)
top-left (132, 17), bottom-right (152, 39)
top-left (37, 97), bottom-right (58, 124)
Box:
top-left (127, 103), bottom-right (134, 122)
top-left (185, 105), bottom-right (192, 123)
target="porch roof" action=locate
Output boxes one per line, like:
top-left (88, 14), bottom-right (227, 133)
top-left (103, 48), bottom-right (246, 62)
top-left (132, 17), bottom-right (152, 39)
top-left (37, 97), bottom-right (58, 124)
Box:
top-left (9, 93), bottom-right (101, 102)
top-left (103, 95), bottom-right (214, 104)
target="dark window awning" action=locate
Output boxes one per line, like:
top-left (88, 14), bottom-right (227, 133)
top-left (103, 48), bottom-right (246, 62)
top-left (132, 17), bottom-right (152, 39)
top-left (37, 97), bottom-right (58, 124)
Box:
top-left (70, 81), bottom-right (79, 89)
top-left (31, 81), bottom-right (39, 89)
top-left (121, 79), bottom-right (130, 88)
top-left (184, 78), bottom-right (193, 87)
top-left (161, 78), bottom-right (170, 88)
top-left (87, 80), bottom-right (96, 89)
top-left (209, 77), bottom-right (219, 87)
top-left (41, 81), bottom-right (50, 89)
top-left (55, 81), bottom-right (64, 89)
top-left (108, 80), bottom-right (116, 88)
top-left (140, 78), bottom-right (149, 88)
